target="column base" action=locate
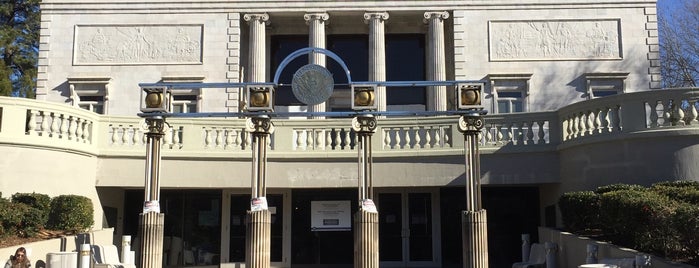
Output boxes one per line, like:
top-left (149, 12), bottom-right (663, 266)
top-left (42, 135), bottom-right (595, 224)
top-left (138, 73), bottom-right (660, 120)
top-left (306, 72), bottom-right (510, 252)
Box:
top-left (354, 209), bottom-right (379, 268)
top-left (138, 212), bottom-right (165, 268)
top-left (246, 209), bottom-right (271, 268)
top-left (462, 209), bottom-right (489, 268)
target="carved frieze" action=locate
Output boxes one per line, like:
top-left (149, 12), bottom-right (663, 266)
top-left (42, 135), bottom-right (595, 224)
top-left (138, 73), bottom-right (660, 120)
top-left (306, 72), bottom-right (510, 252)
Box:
top-left (489, 19), bottom-right (621, 61)
top-left (74, 25), bottom-right (203, 65)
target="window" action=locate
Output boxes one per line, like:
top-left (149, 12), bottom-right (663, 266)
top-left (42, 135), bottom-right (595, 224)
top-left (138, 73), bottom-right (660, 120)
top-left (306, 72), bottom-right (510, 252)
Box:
top-left (585, 72), bottom-right (628, 99)
top-left (161, 75), bottom-right (204, 113)
top-left (386, 34), bottom-right (426, 110)
top-left (67, 76), bottom-right (110, 114)
top-left (488, 74), bottom-right (532, 114)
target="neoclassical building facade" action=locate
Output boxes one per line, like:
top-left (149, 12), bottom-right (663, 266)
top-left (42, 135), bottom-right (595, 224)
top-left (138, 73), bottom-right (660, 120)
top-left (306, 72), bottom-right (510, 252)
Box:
top-left (3, 0), bottom-right (698, 267)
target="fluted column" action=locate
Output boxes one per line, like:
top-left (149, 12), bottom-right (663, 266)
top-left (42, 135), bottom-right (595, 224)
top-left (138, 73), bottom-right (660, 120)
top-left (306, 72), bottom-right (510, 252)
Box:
top-left (424, 11), bottom-right (449, 111)
top-left (244, 13), bottom-right (270, 83)
top-left (458, 114), bottom-right (489, 268)
top-left (364, 12), bottom-right (389, 113)
top-left (305, 13), bottom-right (330, 117)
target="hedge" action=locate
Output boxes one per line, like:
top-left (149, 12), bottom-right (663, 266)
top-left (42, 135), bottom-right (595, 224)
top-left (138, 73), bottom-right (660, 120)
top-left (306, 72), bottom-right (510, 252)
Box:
top-left (558, 191), bottom-right (600, 232)
top-left (47, 195), bottom-right (94, 232)
top-left (559, 181), bottom-right (699, 265)
top-left (12, 192), bottom-right (51, 227)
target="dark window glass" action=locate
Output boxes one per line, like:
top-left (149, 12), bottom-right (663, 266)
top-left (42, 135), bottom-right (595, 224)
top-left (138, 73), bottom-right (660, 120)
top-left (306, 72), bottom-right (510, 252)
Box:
top-left (271, 35), bottom-right (308, 106)
top-left (386, 34), bottom-right (426, 106)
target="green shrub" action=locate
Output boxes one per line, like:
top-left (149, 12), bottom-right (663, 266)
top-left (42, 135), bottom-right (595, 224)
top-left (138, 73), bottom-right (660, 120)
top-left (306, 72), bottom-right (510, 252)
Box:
top-left (672, 204), bottom-right (699, 265)
top-left (594, 183), bottom-right (646, 194)
top-left (599, 189), bottom-right (678, 256)
top-left (652, 182), bottom-right (699, 205)
top-left (0, 201), bottom-right (30, 237)
top-left (558, 191), bottom-right (600, 232)
top-left (12, 192), bottom-right (51, 226)
top-left (47, 195), bottom-right (94, 232)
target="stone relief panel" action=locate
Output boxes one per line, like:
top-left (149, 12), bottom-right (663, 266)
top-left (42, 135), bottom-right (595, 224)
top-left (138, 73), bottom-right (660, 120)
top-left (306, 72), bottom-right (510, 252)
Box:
top-left (489, 19), bottom-right (621, 61)
top-left (74, 25), bottom-right (203, 65)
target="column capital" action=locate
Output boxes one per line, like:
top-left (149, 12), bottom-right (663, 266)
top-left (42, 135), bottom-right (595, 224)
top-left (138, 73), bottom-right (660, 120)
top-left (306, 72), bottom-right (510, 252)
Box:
top-left (304, 12), bottom-right (329, 25)
top-left (243, 13), bottom-right (270, 24)
top-left (363, 12), bottom-right (389, 24)
top-left (423, 11), bottom-right (449, 23)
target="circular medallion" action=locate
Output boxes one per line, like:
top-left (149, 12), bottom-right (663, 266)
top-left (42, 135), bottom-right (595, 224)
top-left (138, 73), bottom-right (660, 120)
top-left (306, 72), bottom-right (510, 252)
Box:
top-left (291, 64), bottom-right (334, 105)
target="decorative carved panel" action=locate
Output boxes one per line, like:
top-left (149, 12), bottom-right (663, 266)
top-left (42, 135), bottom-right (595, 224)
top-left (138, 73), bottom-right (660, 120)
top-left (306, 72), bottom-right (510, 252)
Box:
top-left (74, 25), bottom-right (203, 65)
top-left (489, 19), bottom-right (621, 61)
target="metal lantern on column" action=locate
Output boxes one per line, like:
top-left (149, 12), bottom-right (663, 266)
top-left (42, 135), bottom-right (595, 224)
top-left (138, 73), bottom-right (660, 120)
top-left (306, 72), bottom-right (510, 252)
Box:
top-left (351, 84), bottom-right (378, 111)
top-left (246, 85), bottom-right (275, 112)
top-left (456, 82), bottom-right (484, 111)
top-left (140, 86), bottom-right (171, 113)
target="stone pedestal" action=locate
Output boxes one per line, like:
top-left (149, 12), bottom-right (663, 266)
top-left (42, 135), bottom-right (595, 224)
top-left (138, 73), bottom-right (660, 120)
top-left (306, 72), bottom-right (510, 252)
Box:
top-left (138, 212), bottom-right (164, 268)
top-left (245, 210), bottom-right (271, 268)
top-left (354, 209), bottom-right (379, 268)
top-left (462, 209), bottom-right (489, 268)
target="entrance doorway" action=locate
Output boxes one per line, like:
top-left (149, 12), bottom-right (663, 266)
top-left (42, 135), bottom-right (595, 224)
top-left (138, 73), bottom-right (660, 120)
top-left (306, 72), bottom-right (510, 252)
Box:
top-left (376, 188), bottom-right (441, 267)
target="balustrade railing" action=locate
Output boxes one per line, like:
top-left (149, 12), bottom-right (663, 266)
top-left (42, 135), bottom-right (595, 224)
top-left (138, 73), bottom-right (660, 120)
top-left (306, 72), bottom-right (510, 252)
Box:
top-left (0, 88), bottom-right (696, 157)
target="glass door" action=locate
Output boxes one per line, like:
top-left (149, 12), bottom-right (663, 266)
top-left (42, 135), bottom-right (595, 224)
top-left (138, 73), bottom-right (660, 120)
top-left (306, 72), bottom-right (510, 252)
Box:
top-left (377, 188), bottom-right (440, 267)
top-left (228, 192), bottom-right (288, 267)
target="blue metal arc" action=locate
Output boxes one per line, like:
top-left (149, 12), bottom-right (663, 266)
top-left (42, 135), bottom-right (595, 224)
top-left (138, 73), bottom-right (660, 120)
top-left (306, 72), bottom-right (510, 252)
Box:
top-left (272, 47), bottom-right (352, 85)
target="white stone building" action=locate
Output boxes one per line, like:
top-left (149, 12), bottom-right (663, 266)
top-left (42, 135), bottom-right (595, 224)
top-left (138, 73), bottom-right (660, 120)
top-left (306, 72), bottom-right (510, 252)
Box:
top-left (3, 0), bottom-right (698, 267)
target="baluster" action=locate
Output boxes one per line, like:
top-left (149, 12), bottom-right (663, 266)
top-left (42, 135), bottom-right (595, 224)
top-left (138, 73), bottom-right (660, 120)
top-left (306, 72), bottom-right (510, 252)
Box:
top-left (495, 125), bottom-right (503, 145)
top-left (233, 129), bottom-right (242, 149)
top-left (293, 130), bottom-right (301, 150)
top-left (205, 129), bottom-right (213, 148)
top-left (83, 122), bottom-right (91, 143)
top-left (424, 127), bottom-right (432, 149)
top-left (326, 130), bottom-right (332, 150)
top-left (588, 110), bottom-right (597, 135)
top-left (112, 126), bottom-right (119, 145)
top-left (526, 122), bottom-right (534, 145)
top-left (335, 129), bottom-right (342, 150)
top-left (173, 127), bottom-right (181, 148)
top-left (394, 128), bottom-right (402, 149)
top-left (570, 114), bottom-right (578, 139)
top-left (225, 129), bottom-right (234, 149)
top-left (484, 126), bottom-right (493, 145)
top-left (434, 127), bottom-right (442, 148)
top-left (537, 121), bottom-right (546, 144)
top-left (648, 101), bottom-right (659, 128)
top-left (564, 116), bottom-right (572, 141)
top-left (27, 110), bottom-right (37, 135)
top-left (316, 130), bottom-right (324, 150)
top-left (577, 112), bottom-right (587, 137)
top-left (687, 100), bottom-right (698, 125)
top-left (404, 127), bottom-right (412, 149)
top-left (214, 129), bottom-right (222, 148)
top-left (414, 128), bottom-right (422, 149)
top-left (59, 114), bottom-right (68, 138)
top-left (306, 130), bottom-right (313, 150)
top-left (384, 129), bottom-right (392, 149)
top-left (600, 107), bottom-right (610, 133)
top-left (122, 125), bottom-right (130, 145)
top-left (132, 126), bottom-right (140, 146)
top-left (75, 118), bottom-right (84, 142)
top-left (66, 116), bottom-right (76, 139)
top-left (40, 111), bottom-right (49, 135)
top-left (50, 113), bottom-right (59, 137)
top-left (344, 129), bottom-right (352, 150)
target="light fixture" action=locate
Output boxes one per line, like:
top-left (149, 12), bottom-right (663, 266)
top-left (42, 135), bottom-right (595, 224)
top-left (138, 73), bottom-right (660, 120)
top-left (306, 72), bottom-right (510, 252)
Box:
top-left (140, 86), bottom-right (171, 113)
top-left (351, 84), bottom-right (377, 111)
top-left (457, 83), bottom-right (484, 110)
top-left (246, 85), bottom-right (275, 112)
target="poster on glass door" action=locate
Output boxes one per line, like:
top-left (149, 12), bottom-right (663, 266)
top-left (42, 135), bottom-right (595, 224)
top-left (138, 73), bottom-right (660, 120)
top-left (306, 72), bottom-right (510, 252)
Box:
top-left (311, 200), bottom-right (351, 231)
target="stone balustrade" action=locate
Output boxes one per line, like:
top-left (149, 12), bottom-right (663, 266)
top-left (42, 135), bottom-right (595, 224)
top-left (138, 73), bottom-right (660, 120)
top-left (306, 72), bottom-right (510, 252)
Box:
top-left (0, 88), bottom-right (697, 158)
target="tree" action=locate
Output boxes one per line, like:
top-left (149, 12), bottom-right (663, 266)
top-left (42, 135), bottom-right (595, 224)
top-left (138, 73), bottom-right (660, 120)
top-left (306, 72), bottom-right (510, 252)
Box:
top-left (658, 0), bottom-right (699, 88)
top-left (0, 0), bottom-right (39, 98)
